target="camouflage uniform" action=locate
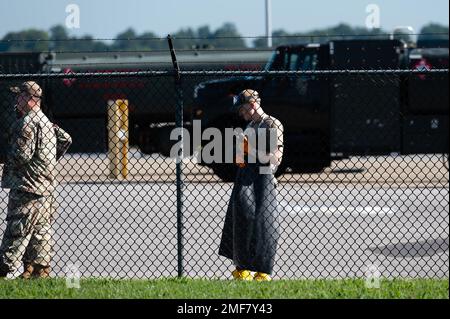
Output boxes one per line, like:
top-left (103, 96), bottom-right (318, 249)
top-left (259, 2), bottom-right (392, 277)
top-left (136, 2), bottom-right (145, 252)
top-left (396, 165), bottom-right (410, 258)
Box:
top-left (0, 105), bottom-right (72, 276)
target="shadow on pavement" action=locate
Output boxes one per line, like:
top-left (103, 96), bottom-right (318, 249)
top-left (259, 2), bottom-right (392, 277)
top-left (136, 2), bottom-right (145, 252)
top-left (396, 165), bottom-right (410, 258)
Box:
top-left (368, 237), bottom-right (449, 258)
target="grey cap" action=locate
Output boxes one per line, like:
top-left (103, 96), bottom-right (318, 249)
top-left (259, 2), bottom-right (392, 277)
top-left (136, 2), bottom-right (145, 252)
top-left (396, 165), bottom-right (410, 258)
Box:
top-left (232, 89), bottom-right (260, 112)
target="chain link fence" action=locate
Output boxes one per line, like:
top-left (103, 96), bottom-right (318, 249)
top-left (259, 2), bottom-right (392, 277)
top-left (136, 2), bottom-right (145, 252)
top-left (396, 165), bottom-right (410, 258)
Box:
top-left (0, 49), bottom-right (448, 279)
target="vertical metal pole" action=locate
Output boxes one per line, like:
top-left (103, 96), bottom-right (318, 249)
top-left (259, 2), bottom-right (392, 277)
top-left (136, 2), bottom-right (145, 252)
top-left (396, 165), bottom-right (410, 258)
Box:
top-left (167, 35), bottom-right (184, 278)
top-left (265, 0), bottom-right (272, 48)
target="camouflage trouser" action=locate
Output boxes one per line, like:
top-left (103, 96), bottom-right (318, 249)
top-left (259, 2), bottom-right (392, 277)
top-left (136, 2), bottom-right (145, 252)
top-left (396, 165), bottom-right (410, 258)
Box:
top-left (0, 190), bottom-right (54, 273)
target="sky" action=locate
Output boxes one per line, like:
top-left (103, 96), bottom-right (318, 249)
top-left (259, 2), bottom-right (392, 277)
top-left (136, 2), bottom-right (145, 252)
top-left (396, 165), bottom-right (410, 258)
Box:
top-left (0, 0), bottom-right (448, 40)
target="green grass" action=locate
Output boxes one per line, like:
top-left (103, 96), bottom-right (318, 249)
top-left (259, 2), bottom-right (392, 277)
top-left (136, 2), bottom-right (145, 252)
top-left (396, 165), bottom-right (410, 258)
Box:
top-left (0, 278), bottom-right (448, 299)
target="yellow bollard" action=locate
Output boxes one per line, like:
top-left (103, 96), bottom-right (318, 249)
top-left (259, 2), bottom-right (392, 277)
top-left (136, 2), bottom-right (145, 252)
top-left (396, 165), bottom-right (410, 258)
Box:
top-left (107, 99), bottom-right (129, 179)
top-left (107, 100), bottom-right (120, 179)
top-left (118, 100), bottom-right (129, 179)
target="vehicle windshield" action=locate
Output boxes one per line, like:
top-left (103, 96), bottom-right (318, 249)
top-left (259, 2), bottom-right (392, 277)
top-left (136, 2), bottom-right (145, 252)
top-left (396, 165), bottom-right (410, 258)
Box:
top-left (264, 51), bottom-right (279, 71)
top-left (265, 48), bottom-right (319, 71)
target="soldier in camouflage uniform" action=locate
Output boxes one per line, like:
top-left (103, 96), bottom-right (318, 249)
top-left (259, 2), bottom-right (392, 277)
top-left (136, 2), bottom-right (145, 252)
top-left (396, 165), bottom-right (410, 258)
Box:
top-left (0, 81), bottom-right (72, 279)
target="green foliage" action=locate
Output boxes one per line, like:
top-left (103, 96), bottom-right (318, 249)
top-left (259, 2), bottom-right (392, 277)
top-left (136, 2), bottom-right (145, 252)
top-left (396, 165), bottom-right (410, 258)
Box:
top-left (1, 22), bottom-right (448, 52)
top-left (0, 23), bottom-right (247, 52)
top-left (419, 23), bottom-right (449, 41)
top-left (2, 29), bottom-right (50, 52)
top-left (253, 23), bottom-right (390, 48)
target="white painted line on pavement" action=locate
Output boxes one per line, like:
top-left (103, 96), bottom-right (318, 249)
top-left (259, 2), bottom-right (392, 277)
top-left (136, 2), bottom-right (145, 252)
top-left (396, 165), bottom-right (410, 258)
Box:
top-left (279, 202), bottom-right (397, 217)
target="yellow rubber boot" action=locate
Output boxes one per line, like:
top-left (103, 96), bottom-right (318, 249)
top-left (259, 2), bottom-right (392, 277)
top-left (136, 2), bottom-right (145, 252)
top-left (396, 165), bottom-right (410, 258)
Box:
top-left (254, 272), bottom-right (272, 282)
top-left (231, 269), bottom-right (253, 281)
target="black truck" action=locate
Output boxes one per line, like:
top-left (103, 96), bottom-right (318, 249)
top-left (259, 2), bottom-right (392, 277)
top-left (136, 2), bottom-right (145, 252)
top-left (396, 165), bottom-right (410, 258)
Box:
top-left (0, 49), bottom-right (271, 160)
top-left (192, 39), bottom-right (449, 181)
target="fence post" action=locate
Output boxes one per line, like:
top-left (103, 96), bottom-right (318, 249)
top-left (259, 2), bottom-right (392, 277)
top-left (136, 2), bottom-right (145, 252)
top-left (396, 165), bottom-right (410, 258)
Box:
top-left (107, 99), bottom-right (129, 179)
top-left (168, 35), bottom-right (185, 278)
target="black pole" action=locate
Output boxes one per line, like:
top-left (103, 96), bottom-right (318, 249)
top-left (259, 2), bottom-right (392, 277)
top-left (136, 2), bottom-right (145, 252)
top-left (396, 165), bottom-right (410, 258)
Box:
top-left (167, 35), bottom-right (184, 278)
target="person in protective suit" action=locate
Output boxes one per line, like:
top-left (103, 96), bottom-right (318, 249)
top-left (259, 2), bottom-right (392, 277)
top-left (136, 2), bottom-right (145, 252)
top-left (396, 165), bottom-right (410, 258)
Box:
top-left (219, 89), bottom-right (284, 281)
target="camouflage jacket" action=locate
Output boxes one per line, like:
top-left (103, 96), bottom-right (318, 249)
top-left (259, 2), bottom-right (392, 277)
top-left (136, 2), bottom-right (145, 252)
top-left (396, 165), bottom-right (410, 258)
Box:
top-left (1, 109), bottom-right (72, 195)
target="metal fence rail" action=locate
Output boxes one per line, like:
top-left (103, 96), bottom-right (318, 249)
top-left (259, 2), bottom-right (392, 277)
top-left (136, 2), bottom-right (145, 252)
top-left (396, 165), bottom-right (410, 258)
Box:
top-left (0, 68), bottom-right (448, 280)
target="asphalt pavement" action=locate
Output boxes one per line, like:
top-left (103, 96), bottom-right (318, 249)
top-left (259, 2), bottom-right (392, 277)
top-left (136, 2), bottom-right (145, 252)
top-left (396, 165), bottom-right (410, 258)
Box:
top-left (0, 153), bottom-right (448, 279)
top-left (0, 179), bottom-right (447, 279)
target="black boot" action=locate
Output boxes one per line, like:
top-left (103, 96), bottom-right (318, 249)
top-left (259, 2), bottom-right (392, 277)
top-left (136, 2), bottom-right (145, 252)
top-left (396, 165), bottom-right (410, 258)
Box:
top-left (19, 264), bottom-right (34, 279)
top-left (0, 264), bottom-right (9, 278)
top-left (32, 265), bottom-right (51, 279)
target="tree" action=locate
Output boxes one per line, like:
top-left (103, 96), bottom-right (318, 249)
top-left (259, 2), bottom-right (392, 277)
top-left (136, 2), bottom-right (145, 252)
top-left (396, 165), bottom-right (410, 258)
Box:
top-left (196, 25), bottom-right (213, 48)
top-left (112, 28), bottom-right (139, 50)
top-left (137, 32), bottom-right (165, 50)
top-left (212, 23), bottom-right (246, 48)
top-left (197, 25), bottom-right (211, 39)
top-left (49, 25), bottom-right (71, 51)
top-left (2, 22), bottom-right (447, 53)
top-left (253, 29), bottom-right (292, 48)
top-left (1, 29), bottom-right (50, 52)
top-left (419, 23), bottom-right (449, 40)
top-left (172, 27), bottom-right (198, 49)
top-left (75, 35), bottom-right (109, 52)
top-left (50, 25), bottom-right (69, 41)
top-left (253, 23), bottom-right (388, 48)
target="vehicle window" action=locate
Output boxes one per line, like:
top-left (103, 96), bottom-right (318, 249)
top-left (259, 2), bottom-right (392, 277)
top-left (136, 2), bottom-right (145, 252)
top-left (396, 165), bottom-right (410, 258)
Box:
top-left (290, 52), bottom-right (319, 71)
top-left (265, 49), bottom-right (293, 71)
top-left (266, 49), bottom-right (320, 71)
top-left (265, 50), bottom-right (288, 71)
top-left (289, 54), bottom-right (299, 71)
top-left (264, 51), bottom-right (278, 71)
